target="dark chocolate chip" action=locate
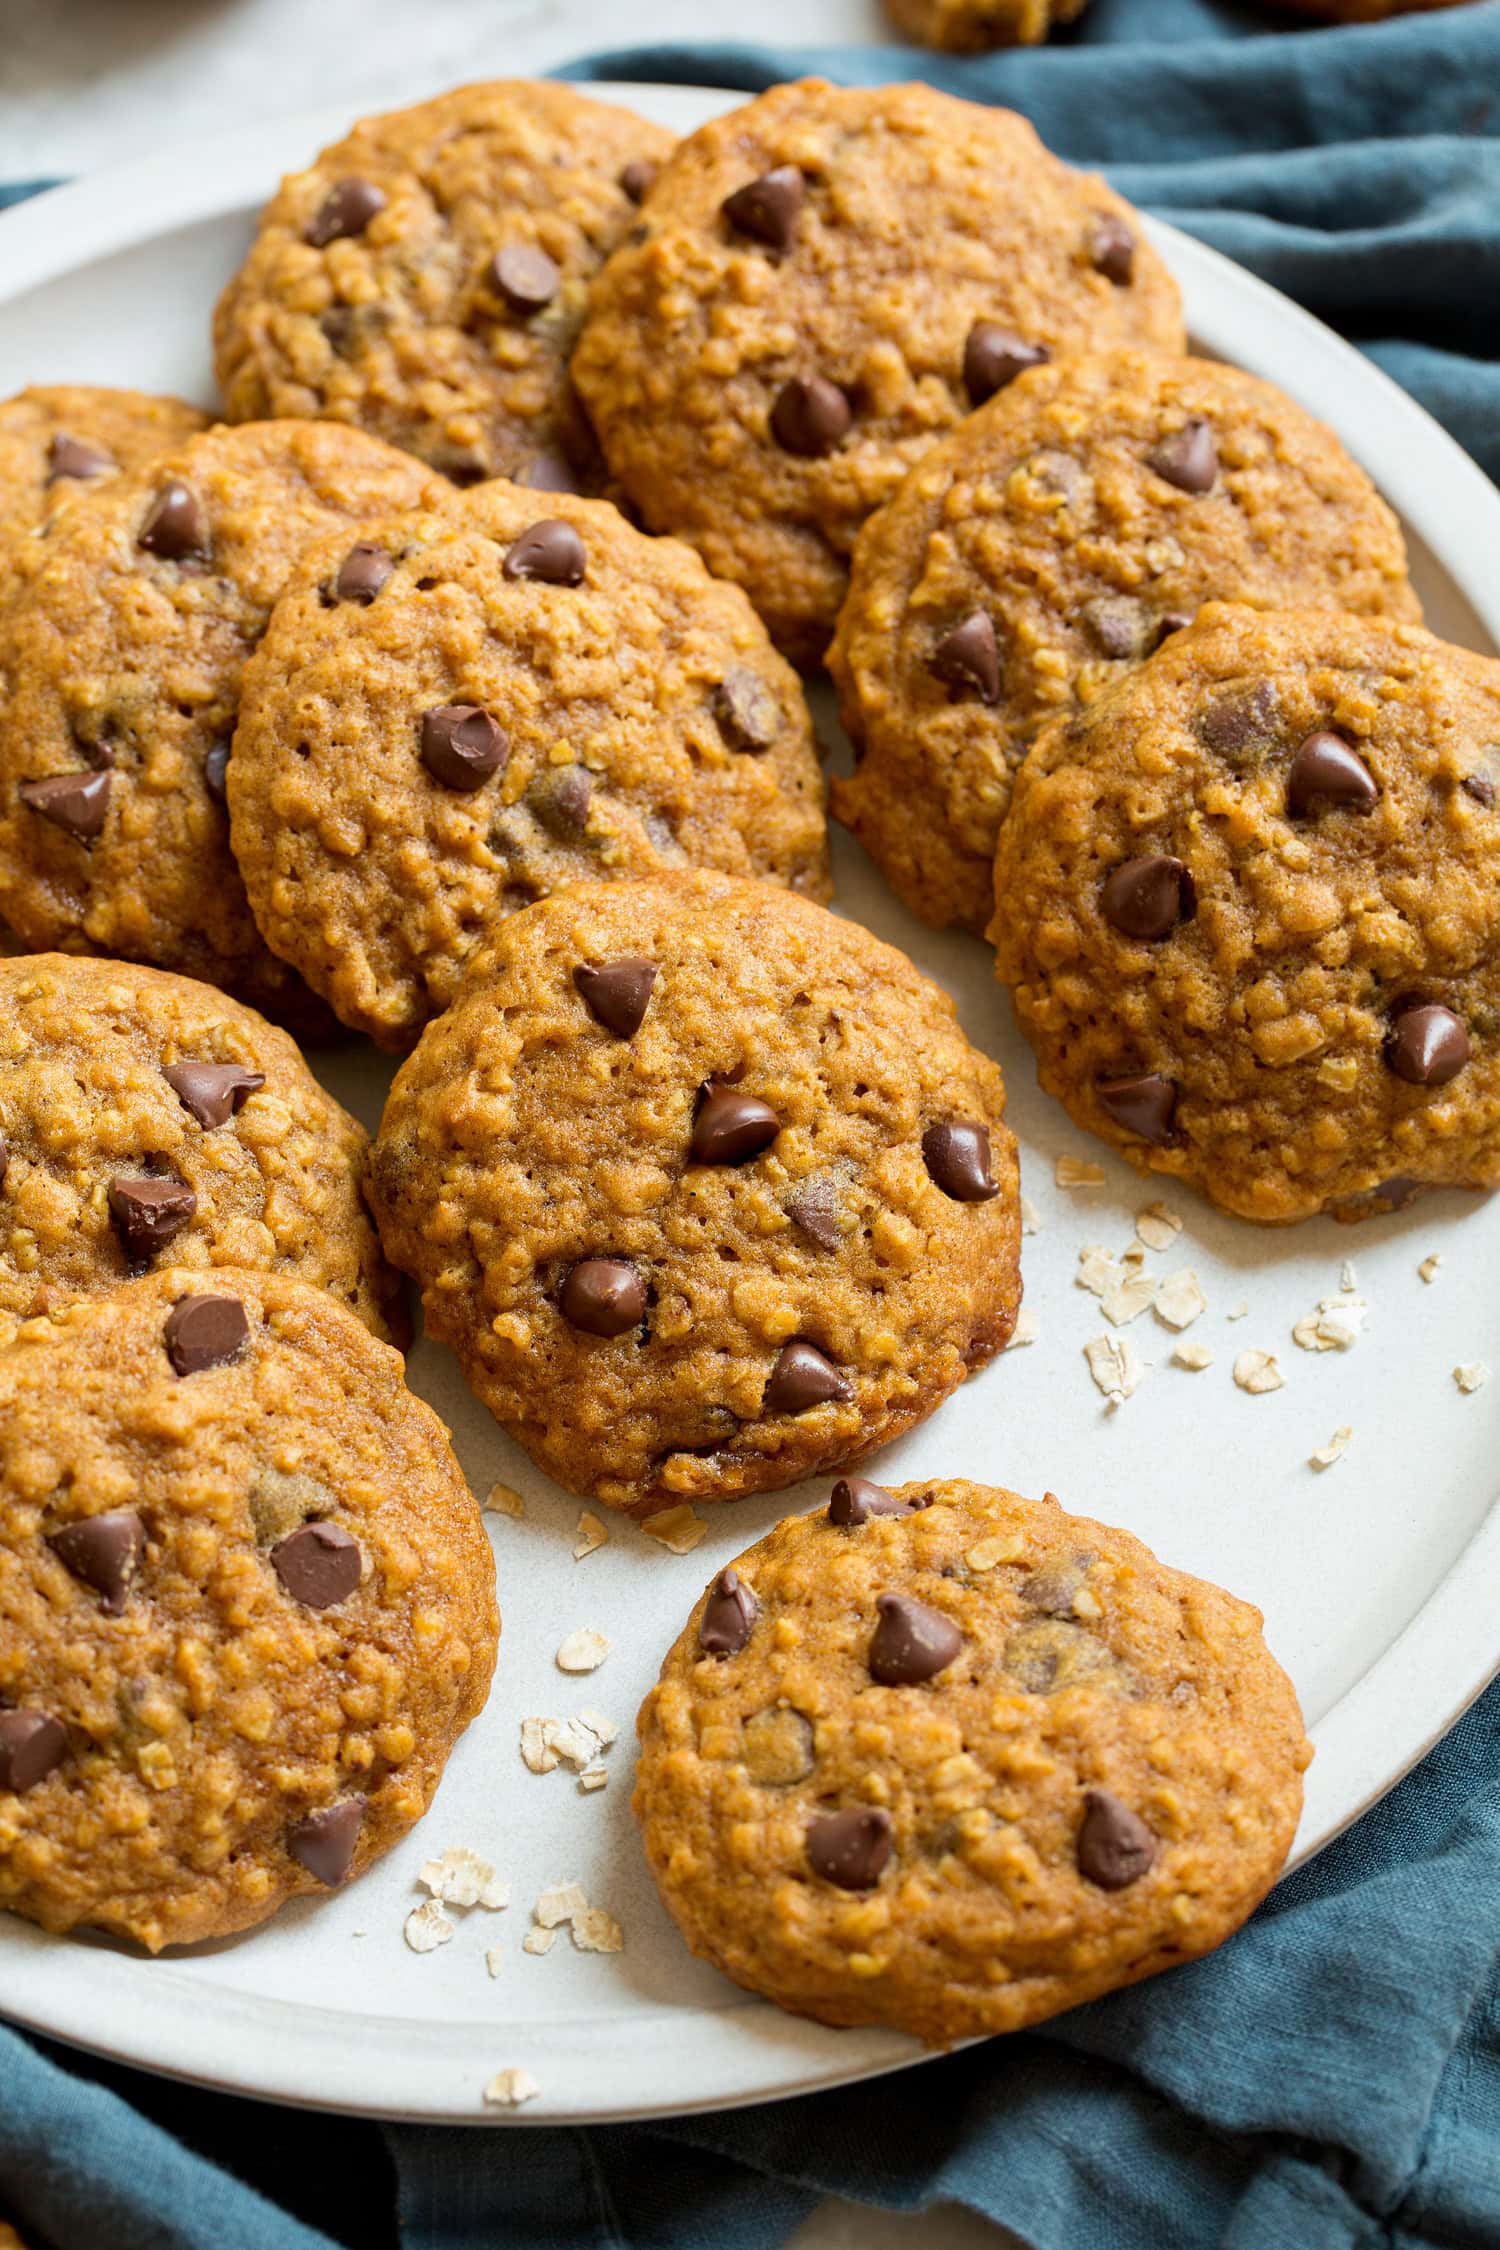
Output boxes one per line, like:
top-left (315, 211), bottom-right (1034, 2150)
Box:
top-left (692, 1082), bottom-right (779, 1165)
top-left (722, 166), bottom-right (805, 253)
top-left (1286, 730), bottom-right (1378, 817)
top-left (699, 1566), bottom-right (759, 1657)
top-left (868, 1592), bottom-right (963, 1686)
top-left (491, 244), bottom-right (561, 314)
top-left (272, 1521), bottom-right (362, 1610)
top-left (0, 1710), bottom-right (67, 1795)
top-left (620, 158), bottom-right (658, 204)
top-left (138, 480), bottom-right (208, 562)
top-left (770, 375), bottom-right (851, 458)
top-left (165, 1294), bottom-right (249, 1375)
top-left (1082, 596), bottom-right (1152, 661)
top-left (931, 611), bottom-right (1000, 704)
top-left (963, 323), bottom-right (1049, 406)
top-left (1076, 1788), bottom-right (1157, 1889)
top-left (1096, 1073), bottom-right (1177, 1143)
top-left (48, 432), bottom-right (116, 483)
top-left (1090, 214), bottom-right (1136, 284)
top-left (713, 668), bottom-right (782, 753)
top-left (419, 704), bottom-right (509, 791)
top-left (786, 1175), bottom-right (840, 1250)
top-left (827, 1476), bottom-right (918, 1525)
top-left (332, 541), bottom-right (394, 604)
top-left (162, 1059), bottom-right (266, 1129)
top-left (1198, 681), bottom-right (1279, 762)
top-left (1385, 1002), bottom-right (1470, 1087)
top-left (204, 743), bottom-right (231, 805)
top-left (1147, 418), bottom-right (1218, 495)
top-left (18, 770), bottom-right (111, 841)
top-left (922, 1120), bottom-right (999, 1202)
top-left (305, 177), bottom-right (386, 247)
top-left (560, 1257), bottom-right (647, 1336)
top-left (575, 958), bottom-right (656, 1037)
top-left (530, 765), bottom-right (593, 838)
top-left (806, 1806), bottom-right (892, 1890)
top-left (1461, 771), bottom-right (1496, 807)
top-left (516, 449), bottom-right (582, 495)
top-left (1100, 855), bottom-right (1196, 941)
top-left (286, 1798), bottom-right (364, 1886)
top-left (107, 1174), bottom-right (197, 1264)
top-left (48, 1509), bottom-right (145, 1615)
top-left (1153, 608), bottom-right (1195, 648)
top-left (503, 519), bottom-right (586, 585)
top-left (764, 1340), bottom-right (851, 1415)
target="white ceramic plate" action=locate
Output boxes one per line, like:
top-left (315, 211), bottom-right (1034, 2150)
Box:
top-left (1, 82), bottom-right (1498, 2128)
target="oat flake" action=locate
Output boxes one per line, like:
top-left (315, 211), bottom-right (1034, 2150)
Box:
top-left (1454, 1362), bottom-right (1489, 1395)
top-left (483, 2068), bottom-right (539, 2109)
top-left (641, 1505), bottom-right (707, 1554)
top-left (1056, 1155), bottom-right (1106, 1189)
top-left (404, 1899), bottom-right (455, 1955)
top-left (1310, 1427), bottom-right (1353, 1471)
top-left (556, 1628), bottom-right (611, 1674)
top-left (483, 1481), bottom-right (525, 1520)
top-left (1233, 1349), bottom-right (1284, 1395)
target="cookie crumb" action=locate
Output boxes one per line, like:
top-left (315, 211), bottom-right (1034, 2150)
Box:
top-left (1004, 1306), bottom-right (1038, 1350)
top-left (1083, 1332), bottom-right (1146, 1409)
top-left (483, 2068), bottom-right (539, 2109)
top-left (1454, 1361), bottom-right (1489, 1395)
top-left (641, 1504), bottom-right (707, 1553)
top-left (1056, 1155), bottom-right (1106, 1189)
top-left (484, 1481), bottom-right (526, 1520)
top-left (1292, 1292), bottom-right (1367, 1352)
top-left (1310, 1426), bottom-right (1352, 1471)
top-left (419, 1848), bottom-right (508, 1911)
top-left (556, 1628), bottom-right (611, 1674)
top-left (1154, 1268), bottom-right (1206, 1332)
top-left (404, 1898), bottom-right (455, 1955)
top-left (1134, 1202), bottom-right (1182, 1251)
top-left (1418, 1254), bottom-right (1443, 1285)
top-left (1172, 1339), bottom-right (1214, 1371)
top-left (1233, 1349), bottom-right (1284, 1395)
top-left (573, 1510), bottom-right (609, 1560)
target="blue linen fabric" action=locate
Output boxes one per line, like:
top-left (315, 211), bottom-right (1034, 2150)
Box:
top-left (3, 9), bottom-right (1500, 2243)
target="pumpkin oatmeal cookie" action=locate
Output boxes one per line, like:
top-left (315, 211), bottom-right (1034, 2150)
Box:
top-left (0, 384), bottom-right (209, 547)
top-left (885, 0), bottom-right (1090, 48)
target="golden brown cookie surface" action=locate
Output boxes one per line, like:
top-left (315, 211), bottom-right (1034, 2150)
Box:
top-left (230, 484), bottom-right (829, 1050)
top-left (0, 384), bottom-right (210, 547)
top-left (885, 0), bottom-right (1090, 47)
top-left (0, 1269), bottom-right (497, 1952)
top-left (0, 954), bottom-right (401, 1338)
top-left (992, 604), bottom-right (1500, 1223)
top-left (635, 1477), bottom-right (1309, 2044)
top-left (832, 351), bottom-right (1420, 934)
top-left (572, 80), bottom-right (1183, 664)
top-left (369, 875), bottom-right (1021, 1513)
top-left (213, 80), bottom-right (674, 490)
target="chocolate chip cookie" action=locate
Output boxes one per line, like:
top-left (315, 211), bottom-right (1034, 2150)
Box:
top-left (0, 953), bottom-right (401, 1337)
top-left (635, 1476), bottom-right (1309, 2044)
top-left (368, 874), bottom-right (1021, 1513)
top-left (885, 0), bottom-right (1090, 48)
top-left (213, 80), bottom-right (674, 491)
top-left (230, 483), bottom-right (829, 1049)
top-left (0, 419), bottom-right (442, 1025)
top-left (992, 603), bottom-right (1500, 1223)
top-left (832, 351), bottom-right (1421, 934)
top-left (0, 1267), bottom-right (497, 1951)
top-left (0, 385), bottom-right (210, 547)
top-left (571, 80), bottom-right (1183, 665)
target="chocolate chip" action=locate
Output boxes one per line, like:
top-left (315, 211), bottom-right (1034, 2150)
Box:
top-left (165, 1294), bottom-right (249, 1375)
top-left (868, 1592), bottom-right (963, 1686)
top-left (1100, 855), bottom-right (1195, 940)
top-left (491, 244), bottom-right (561, 314)
top-left (107, 1174), bottom-right (197, 1264)
top-left (531, 766), bottom-right (593, 838)
top-left (713, 669), bottom-right (782, 753)
top-left (48, 1510), bottom-right (145, 1615)
top-left (1385, 1002), bottom-right (1470, 1087)
top-left (722, 166), bottom-right (805, 252)
top-left (503, 519), bottom-right (586, 585)
top-left (48, 432), bottom-right (115, 483)
top-left (1076, 1789), bottom-right (1157, 1889)
top-left (620, 158), bottom-right (658, 203)
top-left (1153, 608), bottom-right (1196, 648)
top-left (786, 1175), bottom-right (840, 1250)
top-left (18, 770), bottom-right (111, 841)
top-left (332, 541), bottom-right (394, 604)
top-left (138, 480), bottom-right (208, 562)
top-left (560, 1257), bottom-right (647, 1336)
top-left (162, 1059), bottom-right (266, 1129)
top-left (575, 958), bottom-right (656, 1037)
top-left (1198, 681), bottom-right (1279, 762)
top-left (272, 1522), bottom-right (362, 1610)
top-left (699, 1566), bottom-right (759, 1657)
top-left (286, 1798), bottom-right (364, 1887)
top-left (931, 611), bottom-right (1000, 704)
top-left (770, 375), bottom-right (851, 458)
top-left (806, 1806), bottom-right (892, 1890)
top-left (0, 1710), bottom-right (67, 1795)
top-left (1286, 730), bottom-right (1378, 817)
top-left (1148, 418), bottom-right (1217, 495)
top-left (1461, 770), bottom-right (1496, 807)
top-left (419, 704), bottom-right (509, 792)
top-left (516, 449), bottom-right (582, 495)
top-left (305, 177), bottom-right (386, 247)
top-left (204, 743), bottom-right (231, 805)
top-left (921, 1120), bottom-right (999, 1202)
top-left (827, 1476), bottom-right (916, 1525)
top-left (692, 1082), bottom-right (779, 1165)
top-left (764, 1340), bottom-right (851, 1415)
top-left (963, 324), bottom-right (1049, 406)
top-left (1082, 596), bottom-right (1152, 661)
top-left (1096, 1073), bottom-right (1177, 1143)
top-left (1090, 214), bottom-right (1136, 284)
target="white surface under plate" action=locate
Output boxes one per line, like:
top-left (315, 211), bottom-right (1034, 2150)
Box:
top-left (0, 83), bottom-right (1498, 2129)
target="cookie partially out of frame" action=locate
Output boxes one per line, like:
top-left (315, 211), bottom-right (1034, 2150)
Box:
top-left (0, 384), bottom-right (209, 547)
top-left (884, 0), bottom-right (1090, 49)
top-left (635, 1477), bottom-right (1309, 2045)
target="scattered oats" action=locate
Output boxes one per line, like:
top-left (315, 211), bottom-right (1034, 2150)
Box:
top-left (535, 1882), bottom-right (591, 1929)
top-left (1340, 1260), bottom-right (1358, 1292)
top-left (1419, 1254), bottom-right (1443, 1285)
top-left (1154, 1268), bottom-right (1206, 1332)
top-left (1020, 1194), bottom-right (1041, 1235)
top-left (579, 1765), bottom-right (609, 1792)
top-left (545, 1715), bottom-right (605, 1770)
top-left (1172, 1339), bottom-right (1214, 1371)
top-left (404, 1899), bottom-right (455, 1955)
top-left (1454, 1361), bottom-right (1489, 1395)
top-left (483, 2068), bottom-right (539, 2110)
top-left (1233, 1349), bottom-right (1284, 1395)
top-left (351, 1930), bottom-right (368, 1940)
top-left (485, 1946), bottom-right (505, 1979)
top-left (1134, 1202), bottom-right (1183, 1252)
top-left (576, 1706), bottom-right (619, 1748)
top-left (1004, 1305), bottom-right (1038, 1350)
top-left (641, 1504), bottom-right (707, 1554)
top-left (1076, 1244), bottom-right (1115, 1298)
top-left (1292, 1292), bottom-right (1367, 1353)
top-left (572, 1906), bottom-right (624, 1955)
top-left (419, 1848), bottom-right (507, 1911)
top-left (1083, 1331), bottom-right (1147, 1409)
top-left (556, 1628), bottom-right (611, 1674)
top-left (1077, 1243), bottom-right (1155, 1323)
top-left (966, 1530), bottom-right (1025, 1572)
top-left (522, 1926), bottom-right (557, 1956)
top-left (573, 1509), bottom-right (609, 1561)
top-left (1310, 1426), bottom-right (1353, 1472)
top-left (1227, 1300), bottom-right (1249, 1322)
top-left (484, 1481), bottom-right (525, 1520)
top-left (1056, 1155), bottom-right (1106, 1189)
top-left (520, 1717), bottom-right (559, 1774)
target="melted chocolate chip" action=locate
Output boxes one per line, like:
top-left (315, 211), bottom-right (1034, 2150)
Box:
top-left (1076, 1789), bottom-right (1157, 1889)
top-left (806, 1806), bottom-right (892, 1890)
top-left (503, 519), bottom-right (586, 586)
top-left (48, 1510), bottom-right (145, 1614)
top-left (922, 1120), bottom-right (999, 1202)
top-left (162, 1059), bottom-right (265, 1129)
top-left (48, 432), bottom-right (115, 483)
top-left (1083, 596), bottom-right (1152, 662)
top-left (560, 1257), bottom-right (647, 1337)
top-left (964, 323), bottom-right (1049, 406)
top-left (692, 1082), bottom-right (780, 1165)
top-left (764, 1340), bottom-right (851, 1415)
top-left (1461, 771), bottom-right (1496, 808)
top-left (1096, 1073), bottom-right (1177, 1143)
top-left (1385, 1002), bottom-right (1470, 1087)
top-left (108, 1174), bottom-right (197, 1265)
top-left (332, 541), bottom-right (394, 604)
top-left (722, 166), bottom-right (805, 252)
top-left (286, 1798), bottom-right (364, 1886)
top-left (868, 1592), bottom-right (963, 1686)
top-left (1198, 681), bottom-right (1279, 762)
top-left (575, 958), bottom-right (657, 1038)
top-left (138, 480), bottom-right (208, 562)
top-left (204, 743), bottom-right (231, 805)
top-left (1147, 418), bottom-right (1218, 495)
top-left (1286, 730), bottom-right (1378, 817)
top-left (419, 704), bottom-right (509, 791)
top-left (516, 449), bottom-right (582, 495)
top-left (165, 1294), bottom-right (249, 1375)
top-left (931, 611), bottom-right (1000, 704)
top-left (272, 1522), bottom-right (362, 1610)
top-left (699, 1566), bottom-right (759, 1657)
top-left (0, 1710), bottom-right (67, 1795)
top-left (1089, 214), bottom-right (1136, 284)
top-left (529, 766), bottom-right (593, 840)
top-left (491, 244), bottom-right (561, 314)
top-left (713, 669), bottom-right (782, 753)
top-left (770, 375), bottom-right (851, 458)
top-left (828, 1477), bottom-right (922, 1526)
top-left (1100, 855), bottom-right (1195, 941)
top-left (620, 158), bottom-right (658, 204)
top-left (786, 1175), bottom-right (840, 1250)
top-left (18, 770), bottom-right (111, 841)
top-left (305, 177), bottom-right (386, 247)
top-left (1153, 609), bottom-right (1195, 647)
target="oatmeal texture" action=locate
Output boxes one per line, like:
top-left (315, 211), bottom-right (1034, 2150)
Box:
top-left (0, 385), bottom-right (210, 548)
top-left (991, 603), bottom-right (1500, 1223)
top-left (572, 80), bottom-right (1183, 663)
top-left (831, 351), bottom-right (1421, 934)
top-left (0, 1269), bottom-right (497, 1951)
top-left (368, 874), bottom-right (1021, 1514)
top-left (0, 419), bottom-right (443, 1025)
top-left (0, 954), bottom-right (401, 1337)
top-left (230, 483), bottom-right (829, 1050)
top-left (885, 0), bottom-right (1090, 47)
top-left (213, 80), bottom-right (674, 489)
top-left (635, 1477), bottom-right (1309, 2045)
